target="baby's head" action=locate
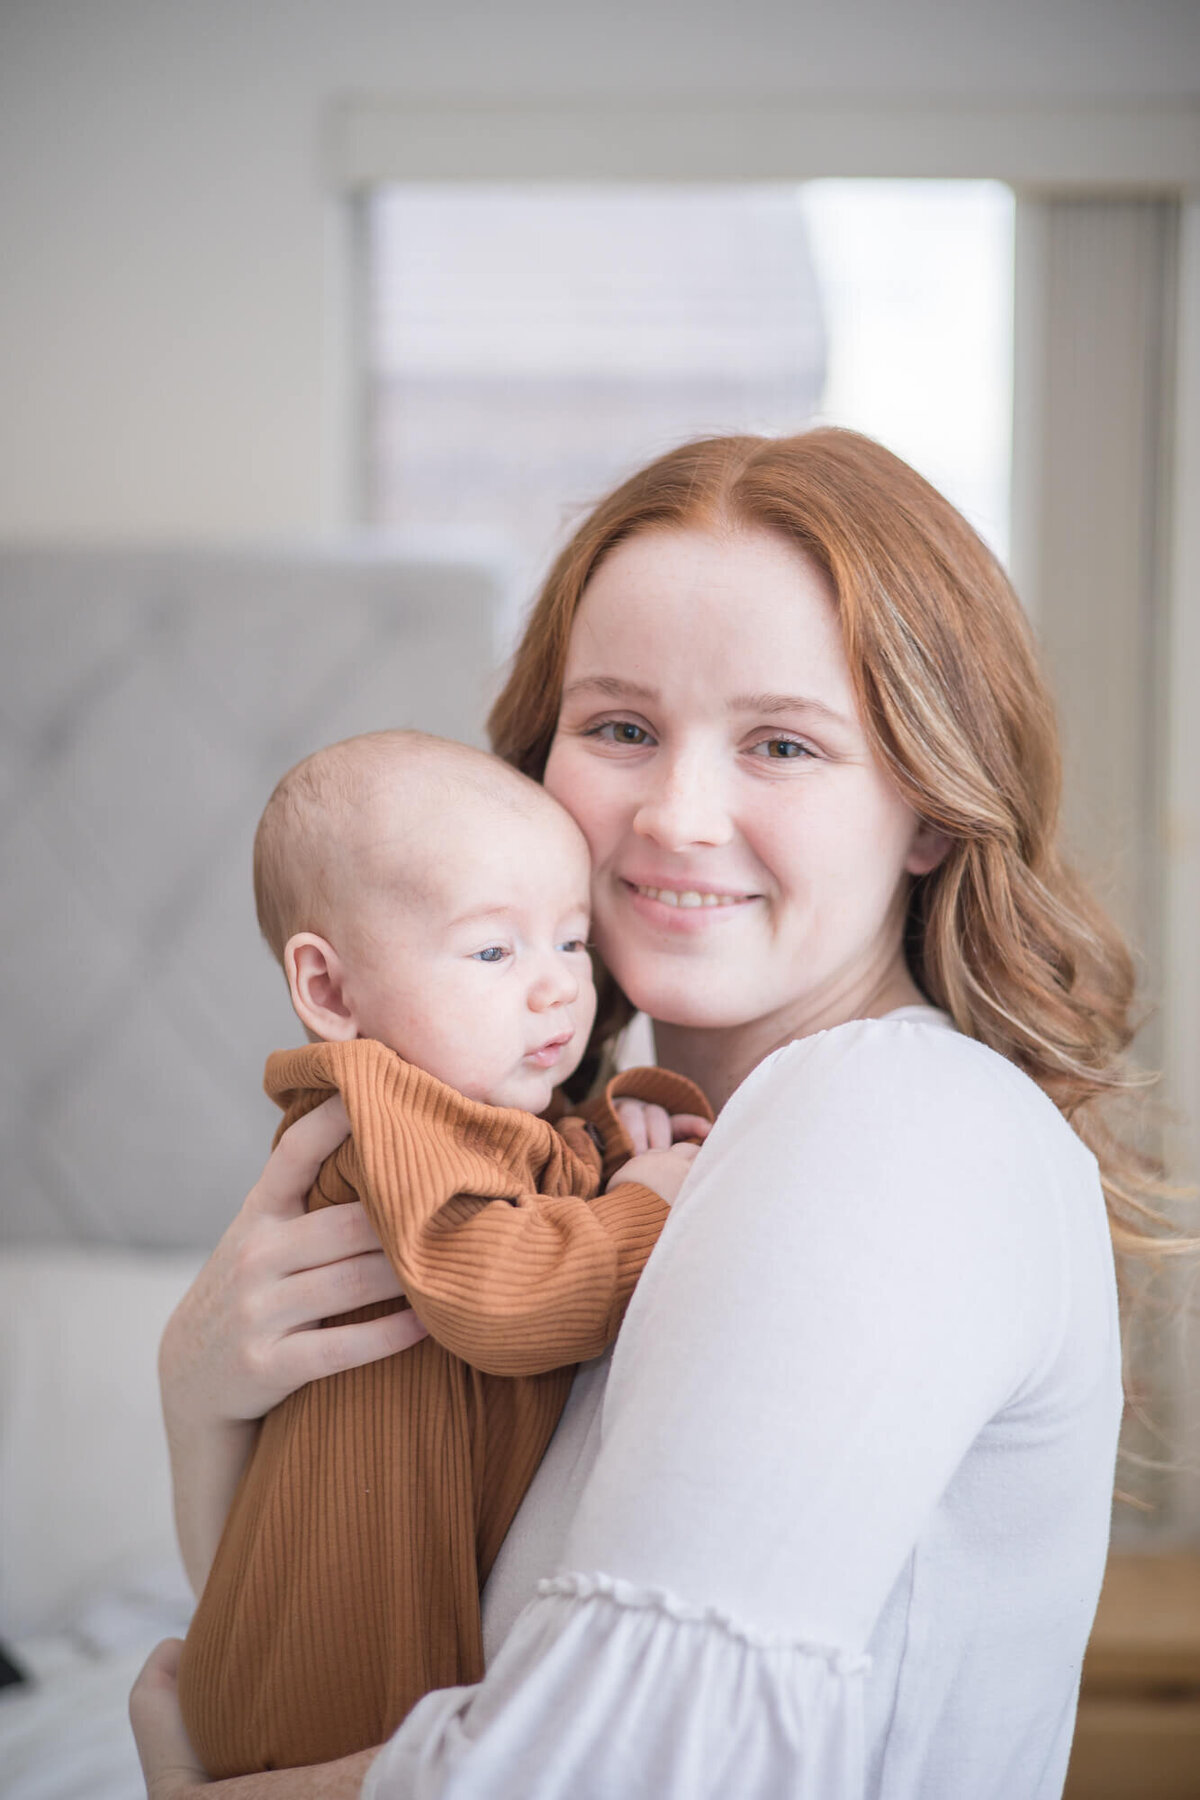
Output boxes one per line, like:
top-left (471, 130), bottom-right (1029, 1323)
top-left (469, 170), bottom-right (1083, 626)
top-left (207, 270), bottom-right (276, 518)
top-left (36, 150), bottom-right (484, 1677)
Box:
top-left (254, 731), bottom-right (597, 1113)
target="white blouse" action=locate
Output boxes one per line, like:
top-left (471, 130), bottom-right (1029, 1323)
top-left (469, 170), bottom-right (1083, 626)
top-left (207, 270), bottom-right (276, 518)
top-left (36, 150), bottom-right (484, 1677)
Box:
top-left (363, 1014), bottom-right (1122, 1799)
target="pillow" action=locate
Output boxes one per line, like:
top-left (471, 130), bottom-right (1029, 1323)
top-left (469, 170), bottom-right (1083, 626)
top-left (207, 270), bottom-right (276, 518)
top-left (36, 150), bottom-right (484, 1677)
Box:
top-left (0, 1248), bottom-right (204, 1638)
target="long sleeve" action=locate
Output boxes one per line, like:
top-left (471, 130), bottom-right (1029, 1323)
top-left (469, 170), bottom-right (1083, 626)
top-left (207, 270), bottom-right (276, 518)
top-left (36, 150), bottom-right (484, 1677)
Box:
top-left (181, 1051), bottom-right (710, 1774)
top-left (266, 1043), bottom-right (707, 1378)
top-left (362, 1020), bottom-right (1121, 1800)
top-left (567, 1064), bottom-right (715, 1185)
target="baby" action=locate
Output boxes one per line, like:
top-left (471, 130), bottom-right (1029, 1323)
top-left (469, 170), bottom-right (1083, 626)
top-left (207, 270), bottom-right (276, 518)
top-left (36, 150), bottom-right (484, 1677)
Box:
top-left (177, 730), bottom-right (710, 1776)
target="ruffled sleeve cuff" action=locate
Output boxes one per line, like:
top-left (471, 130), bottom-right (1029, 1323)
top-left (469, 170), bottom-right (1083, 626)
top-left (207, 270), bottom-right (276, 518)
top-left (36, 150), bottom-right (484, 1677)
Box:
top-left (362, 1570), bottom-right (867, 1800)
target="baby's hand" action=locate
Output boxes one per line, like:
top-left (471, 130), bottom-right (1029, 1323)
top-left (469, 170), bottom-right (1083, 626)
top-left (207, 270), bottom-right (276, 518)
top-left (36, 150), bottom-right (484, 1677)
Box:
top-left (607, 1143), bottom-right (701, 1207)
top-left (613, 1098), bottom-right (712, 1155)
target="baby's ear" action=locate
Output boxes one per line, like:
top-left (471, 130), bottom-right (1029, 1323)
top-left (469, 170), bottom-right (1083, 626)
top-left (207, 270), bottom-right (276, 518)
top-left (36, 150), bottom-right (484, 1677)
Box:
top-left (284, 934), bottom-right (357, 1041)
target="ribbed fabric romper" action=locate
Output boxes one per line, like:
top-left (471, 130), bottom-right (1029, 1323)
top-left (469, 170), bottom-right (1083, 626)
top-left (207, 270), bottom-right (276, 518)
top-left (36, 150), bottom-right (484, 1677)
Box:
top-left (177, 1039), bottom-right (711, 1777)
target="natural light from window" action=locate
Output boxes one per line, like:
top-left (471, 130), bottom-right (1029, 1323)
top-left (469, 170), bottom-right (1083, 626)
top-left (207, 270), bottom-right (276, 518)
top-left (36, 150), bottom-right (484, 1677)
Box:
top-left (366, 180), bottom-right (1014, 643)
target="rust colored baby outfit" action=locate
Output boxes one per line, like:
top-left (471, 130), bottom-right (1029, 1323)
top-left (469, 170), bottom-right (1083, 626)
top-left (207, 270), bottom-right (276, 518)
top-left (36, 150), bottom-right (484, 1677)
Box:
top-left (178, 1039), bottom-right (710, 1776)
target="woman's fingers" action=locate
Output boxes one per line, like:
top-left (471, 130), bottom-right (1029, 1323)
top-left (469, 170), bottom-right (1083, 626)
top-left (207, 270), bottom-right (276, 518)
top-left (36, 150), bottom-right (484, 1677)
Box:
top-left (250, 1096), bottom-right (351, 1222)
top-left (129, 1638), bottom-right (209, 1796)
top-left (274, 1304), bottom-right (429, 1388)
top-left (161, 1212), bottom-right (395, 1429)
top-left (160, 1095), bottom-right (427, 1442)
top-left (269, 1193), bottom-right (389, 1281)
top-left (277, 1244), bottom-right (405, 1333)
top-left (131, 1632), bottom-right (185, 1693)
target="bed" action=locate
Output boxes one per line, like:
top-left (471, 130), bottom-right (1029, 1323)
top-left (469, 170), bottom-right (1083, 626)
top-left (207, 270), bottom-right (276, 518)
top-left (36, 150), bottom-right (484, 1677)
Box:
top-left (0, 545), bottom-right (505, 1796)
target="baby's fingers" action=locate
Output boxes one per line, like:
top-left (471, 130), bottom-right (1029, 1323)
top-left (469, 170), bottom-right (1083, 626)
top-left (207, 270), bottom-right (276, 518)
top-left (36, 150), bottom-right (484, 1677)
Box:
top-left (670, 1113), bottom-right (712, 1144)
top-left (612, 1098), bottom-right (646, 1153)
top-left (613, 1098), bottom-right (673, 1153)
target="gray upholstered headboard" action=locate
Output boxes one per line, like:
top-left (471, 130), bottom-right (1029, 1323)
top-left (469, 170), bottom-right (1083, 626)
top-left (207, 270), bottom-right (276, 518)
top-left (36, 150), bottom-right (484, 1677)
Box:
top-left (0, 546), bottom-right (505, 1251)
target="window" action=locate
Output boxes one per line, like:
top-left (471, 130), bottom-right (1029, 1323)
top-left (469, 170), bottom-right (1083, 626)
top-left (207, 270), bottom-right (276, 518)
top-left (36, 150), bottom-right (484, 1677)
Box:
top-left (365, 180), bottom-right (1014, 639)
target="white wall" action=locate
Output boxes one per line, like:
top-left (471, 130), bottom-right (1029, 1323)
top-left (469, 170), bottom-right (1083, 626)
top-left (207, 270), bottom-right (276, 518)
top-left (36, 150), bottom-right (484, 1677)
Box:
top-left (0, 0), bottom-right (1197, 542)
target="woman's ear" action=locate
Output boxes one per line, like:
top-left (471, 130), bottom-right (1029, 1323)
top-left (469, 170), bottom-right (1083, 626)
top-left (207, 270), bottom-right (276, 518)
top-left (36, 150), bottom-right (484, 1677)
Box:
top-left (284, 933), bottom-right (358, 1041)
top-left (905, 821), bottom-right (953, 877)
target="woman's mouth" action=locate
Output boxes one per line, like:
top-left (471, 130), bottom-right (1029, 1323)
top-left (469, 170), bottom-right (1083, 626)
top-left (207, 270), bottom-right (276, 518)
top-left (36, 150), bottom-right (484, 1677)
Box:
top-left (629, 884), bottom-right (749, 909)
top-left (620, 878), bottom-right (759, 929)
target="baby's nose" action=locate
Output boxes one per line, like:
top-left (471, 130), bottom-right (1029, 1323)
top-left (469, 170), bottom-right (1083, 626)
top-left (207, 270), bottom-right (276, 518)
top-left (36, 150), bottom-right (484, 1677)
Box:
top-left (530, 958), bottom-right (579, 1009)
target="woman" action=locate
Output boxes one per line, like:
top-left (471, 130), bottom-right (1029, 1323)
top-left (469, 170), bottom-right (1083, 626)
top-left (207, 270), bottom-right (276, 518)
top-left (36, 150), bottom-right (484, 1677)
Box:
top-left (133, 428), bottom-right (1157, 1798)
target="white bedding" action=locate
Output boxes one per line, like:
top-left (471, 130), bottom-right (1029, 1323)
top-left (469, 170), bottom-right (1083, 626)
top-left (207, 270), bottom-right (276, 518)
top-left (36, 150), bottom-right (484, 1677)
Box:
top-left (0, 1249), bottom-right (204, 1800)
top-left (1, 1563), bottom-right (194, 1800)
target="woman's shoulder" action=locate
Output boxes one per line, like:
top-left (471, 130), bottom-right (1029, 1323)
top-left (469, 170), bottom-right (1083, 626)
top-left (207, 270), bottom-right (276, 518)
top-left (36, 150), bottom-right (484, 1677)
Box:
top-left (643, 1009), bottom-right (1114, 1420)
top-left (658, 1011), bottom-right (1111, 1364)
top-left (721, 1008), bottom-right (1096, 1192)
top-left (744, 1006), bottom-right (1059, 1122)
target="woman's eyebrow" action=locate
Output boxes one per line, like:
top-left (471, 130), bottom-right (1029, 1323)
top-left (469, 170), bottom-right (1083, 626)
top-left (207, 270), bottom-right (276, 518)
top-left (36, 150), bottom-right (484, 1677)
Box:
top-left (561, 677), bottom-right (853, 732)
top-left (561, 675), bottom-right (659, 703)
top-left (732, 691), bottom-right (855, 730)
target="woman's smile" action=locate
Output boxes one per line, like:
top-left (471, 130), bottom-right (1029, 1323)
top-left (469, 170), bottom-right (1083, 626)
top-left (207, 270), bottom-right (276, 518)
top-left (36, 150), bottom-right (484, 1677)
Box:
top-left (621, 875), bottom-right (762, 927)
top-left (543, 522), bottom-right (941, 1052)
top-left (625, 879), bottom-right (757, 908)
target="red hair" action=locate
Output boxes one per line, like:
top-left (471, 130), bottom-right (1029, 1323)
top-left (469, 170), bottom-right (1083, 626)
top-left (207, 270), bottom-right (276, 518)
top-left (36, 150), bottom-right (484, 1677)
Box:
top-left (490, 428), bottom-right (1175, 1268)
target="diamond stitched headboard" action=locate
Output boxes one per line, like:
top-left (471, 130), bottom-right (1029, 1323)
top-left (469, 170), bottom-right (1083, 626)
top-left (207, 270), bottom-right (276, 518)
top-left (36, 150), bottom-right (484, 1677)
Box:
top-left (0, 547), bottom-right (503, 1250)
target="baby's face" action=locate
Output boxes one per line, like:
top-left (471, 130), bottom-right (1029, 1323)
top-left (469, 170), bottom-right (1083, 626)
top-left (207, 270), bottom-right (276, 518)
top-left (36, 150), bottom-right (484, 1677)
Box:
top-left (338, 787), bottom-right (598, 1113)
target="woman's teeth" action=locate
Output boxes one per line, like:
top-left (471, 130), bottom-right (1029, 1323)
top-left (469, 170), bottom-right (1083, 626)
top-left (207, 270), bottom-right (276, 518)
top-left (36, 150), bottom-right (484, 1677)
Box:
top-left (634, 885), bottom-right (744, 908)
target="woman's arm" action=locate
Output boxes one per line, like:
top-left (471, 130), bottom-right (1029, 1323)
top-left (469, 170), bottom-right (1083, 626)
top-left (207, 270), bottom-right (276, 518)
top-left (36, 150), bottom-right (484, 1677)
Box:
top-left (159, 1098), bottom-right (427, 1593)
top-left (131, 1641), bottom-right (376, 1800)
top-left (355, 1024), bottom-right (1109, 1798)
top-left (140, 1024), bottom-right (1109, 1798)
top-left (298, 1043), bottom-right (700, 1379)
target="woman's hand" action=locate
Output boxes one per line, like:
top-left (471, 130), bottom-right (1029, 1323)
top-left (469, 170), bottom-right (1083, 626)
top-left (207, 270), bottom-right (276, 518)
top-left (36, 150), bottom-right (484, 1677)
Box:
top-left (160, 1098), bottom-right (428, 1592)
top-left (130, 1639), bottom-right (208, 1800)
top-left (131, 1640), bottom-right (381, 1799)
top-left (161, 1098), bottom-right (427, 1427)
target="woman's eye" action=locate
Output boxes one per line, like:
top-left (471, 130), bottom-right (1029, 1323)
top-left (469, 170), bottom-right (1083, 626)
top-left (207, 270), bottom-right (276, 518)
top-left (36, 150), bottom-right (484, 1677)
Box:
top-left (752, 737), bottom-right (813, 761)
top-left (472, 946), bottom-right (507, 964)
top-left (588, 720), bottom-right (652, 747)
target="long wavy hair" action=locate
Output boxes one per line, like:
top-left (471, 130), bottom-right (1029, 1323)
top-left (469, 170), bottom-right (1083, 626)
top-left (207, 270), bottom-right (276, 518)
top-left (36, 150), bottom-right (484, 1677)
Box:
top-left (489, 428), bottom-right (1177, 1269)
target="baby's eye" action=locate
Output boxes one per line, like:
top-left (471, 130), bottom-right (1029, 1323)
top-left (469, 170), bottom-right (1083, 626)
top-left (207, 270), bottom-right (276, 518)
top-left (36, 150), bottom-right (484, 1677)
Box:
top-left (558, 938), bottom-right (589, 955)
top-left (588, 720), bottom-right (653, 747)
top-left (472, 945), bottom-right (507, 964)
top-left (751, 737), bottom-right (814, 760)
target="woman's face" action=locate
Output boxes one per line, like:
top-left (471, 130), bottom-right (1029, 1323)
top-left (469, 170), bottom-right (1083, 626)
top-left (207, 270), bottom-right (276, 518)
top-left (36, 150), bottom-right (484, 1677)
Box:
top-left (543, 523), bottom-right (944, 1038)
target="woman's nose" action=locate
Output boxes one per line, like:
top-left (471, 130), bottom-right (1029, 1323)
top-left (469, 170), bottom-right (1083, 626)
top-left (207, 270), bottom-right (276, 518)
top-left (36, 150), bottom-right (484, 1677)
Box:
top-left (632, 756), bottom-right (734, 851)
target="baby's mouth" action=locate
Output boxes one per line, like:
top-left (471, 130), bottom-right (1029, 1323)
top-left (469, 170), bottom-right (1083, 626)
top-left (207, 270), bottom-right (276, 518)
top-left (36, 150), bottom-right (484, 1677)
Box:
top-left (527, 1031), bottom-right (574, 1068)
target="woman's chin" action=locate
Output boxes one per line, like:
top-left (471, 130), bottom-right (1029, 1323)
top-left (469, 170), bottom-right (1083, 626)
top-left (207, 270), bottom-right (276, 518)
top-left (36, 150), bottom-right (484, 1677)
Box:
top-left (614, 969), bottom-right (763, 1034)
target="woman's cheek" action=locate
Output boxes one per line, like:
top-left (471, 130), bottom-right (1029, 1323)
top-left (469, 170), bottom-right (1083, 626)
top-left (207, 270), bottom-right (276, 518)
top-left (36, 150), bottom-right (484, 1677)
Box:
top-left (544, 747), bottom-right (611, 862)
top-left (541, 739), bottom-right (576, 821)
